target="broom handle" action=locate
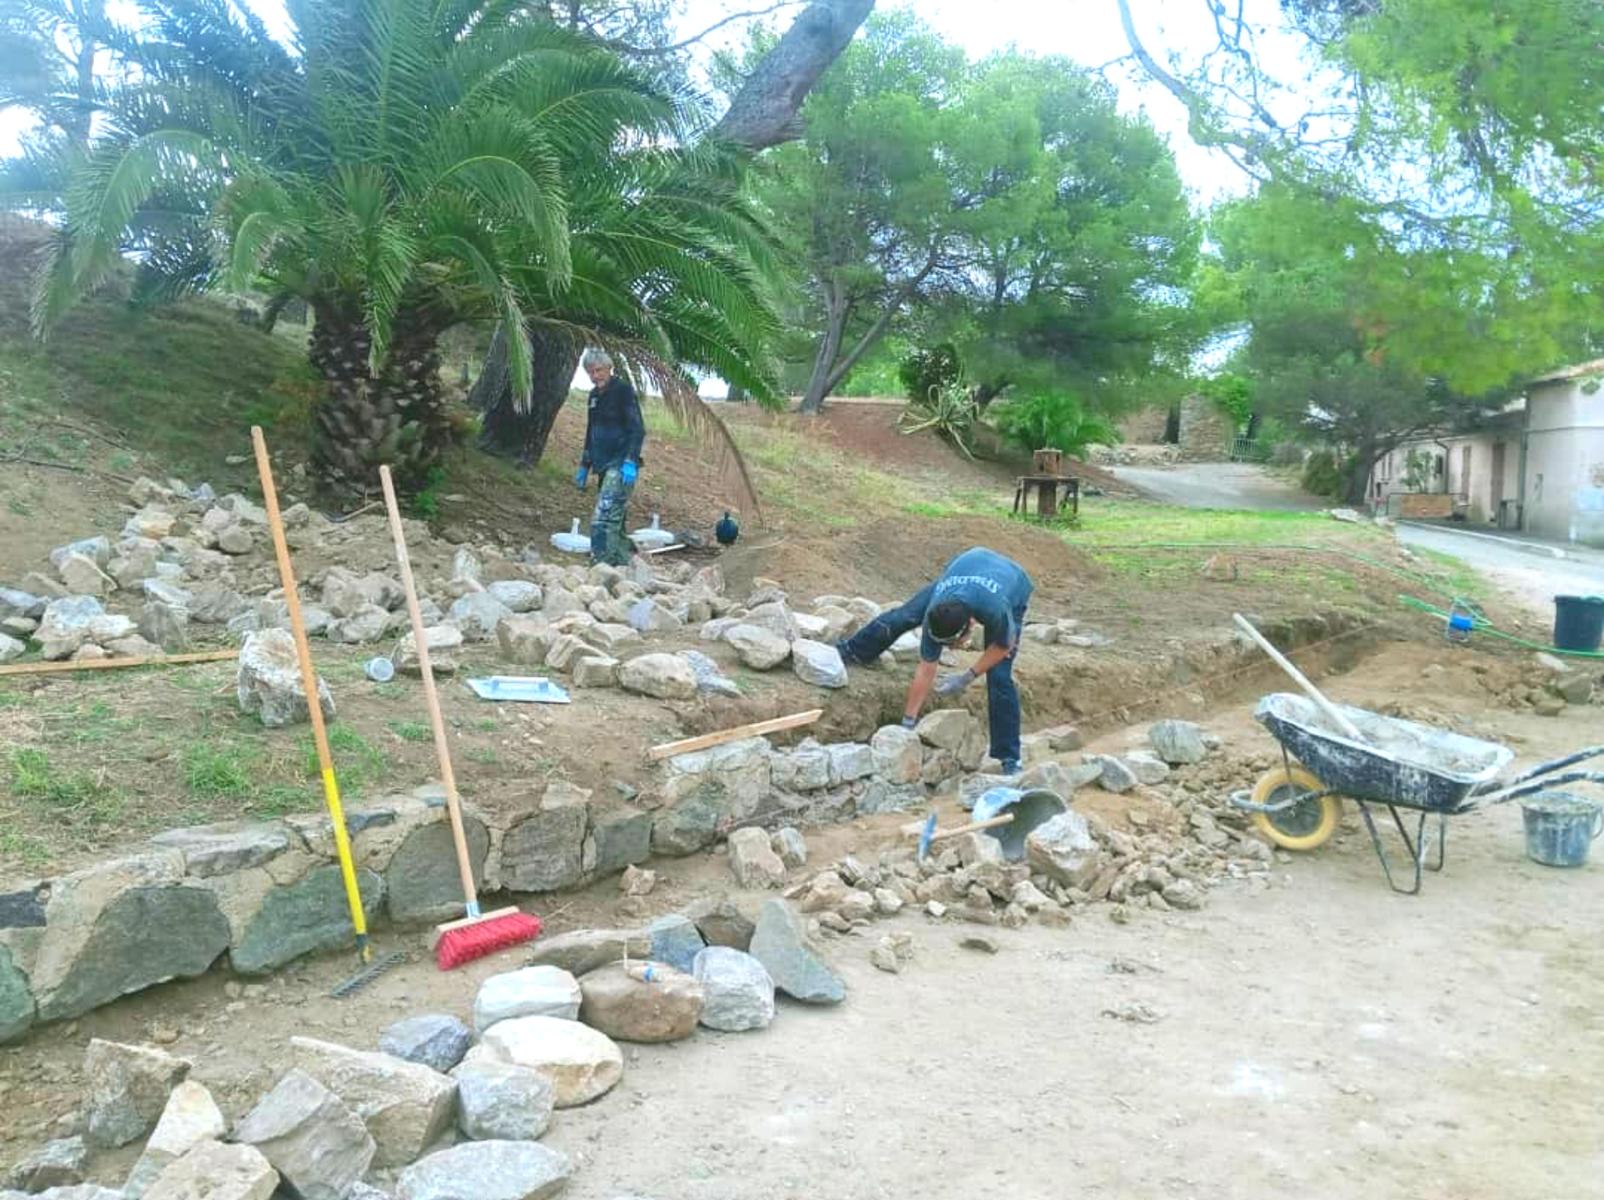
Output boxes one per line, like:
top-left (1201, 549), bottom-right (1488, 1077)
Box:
top-left (250, 427), bottom-right (369, 957)
top-left (1233, 613), bottom-right (1368, 743)
top-left (378, 467), bottom-right (481, 918)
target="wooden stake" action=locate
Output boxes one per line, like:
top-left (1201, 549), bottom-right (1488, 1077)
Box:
top-left (0, 649), bottom-right (237, 678)
top-left (648, 709), bottom-right (824, 761)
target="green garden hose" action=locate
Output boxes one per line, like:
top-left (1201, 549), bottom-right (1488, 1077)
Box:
top-left (1398, 594), bottom-right (1604, 660)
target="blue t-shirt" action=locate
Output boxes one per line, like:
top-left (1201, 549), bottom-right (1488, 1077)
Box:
top-left (920, 547), bottom-right (1034, 662)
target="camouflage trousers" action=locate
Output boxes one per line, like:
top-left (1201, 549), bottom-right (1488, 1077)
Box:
top-left (589, 466), bottom-right (637, 566)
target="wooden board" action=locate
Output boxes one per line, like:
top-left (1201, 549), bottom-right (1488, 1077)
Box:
top-left (648, 709), bottom-right (824, 761)
top-left (0, 649), bottom-right (237, 678)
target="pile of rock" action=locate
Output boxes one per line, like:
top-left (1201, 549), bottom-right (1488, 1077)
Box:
top-left (1474, 652), bottom-right (1599, 717)
top-left (4, 907), bottom-right (844, 1199)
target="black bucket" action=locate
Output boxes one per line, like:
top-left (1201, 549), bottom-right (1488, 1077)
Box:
top-left (1553, 595), bottom-right (1604, 653)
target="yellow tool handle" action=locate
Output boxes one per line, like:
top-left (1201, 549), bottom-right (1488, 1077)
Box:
top-left (378, 466), bottom-right (480, 918)
top-left (927, 813), bottom-right (1015, 844)
top-left (251, 427), bottom-right (369, 955)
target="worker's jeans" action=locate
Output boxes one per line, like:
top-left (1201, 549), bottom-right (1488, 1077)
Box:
top-left (839, 585), bottom-right (1025, 767)
top-left (589, 467), bottom-right (636, 567)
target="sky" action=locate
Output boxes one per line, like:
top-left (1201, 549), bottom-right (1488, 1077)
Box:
top-left (1, 0), bottom-right (1313, 201)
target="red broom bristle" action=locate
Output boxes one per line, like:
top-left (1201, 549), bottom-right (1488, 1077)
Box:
top-left (435, 911), bottom-right (543, 970)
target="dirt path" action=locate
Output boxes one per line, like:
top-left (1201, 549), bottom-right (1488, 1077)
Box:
top-left (4, 645), bottom-right (1600, 1198)
top-left (1111, 461), bottom-right (1323, 512)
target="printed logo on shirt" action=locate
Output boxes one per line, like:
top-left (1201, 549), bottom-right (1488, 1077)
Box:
top-left (935, 574), bottom-right (1001, 596)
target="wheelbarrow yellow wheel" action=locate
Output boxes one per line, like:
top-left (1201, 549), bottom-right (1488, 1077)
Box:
top-left (1250, 765), bottom-right (1341, 851)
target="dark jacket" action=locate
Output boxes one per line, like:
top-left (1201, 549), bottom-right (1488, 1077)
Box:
top-left (581, 376), bottom-right (645, 473)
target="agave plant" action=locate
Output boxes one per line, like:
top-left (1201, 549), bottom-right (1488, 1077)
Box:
top-left (899, 378), bottom-right (980, 458)
top-left (32, 0), bottom-right (688, 498)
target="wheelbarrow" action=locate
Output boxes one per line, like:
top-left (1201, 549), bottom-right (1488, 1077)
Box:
top-left (1230, 693), bottom-right (1604, 894)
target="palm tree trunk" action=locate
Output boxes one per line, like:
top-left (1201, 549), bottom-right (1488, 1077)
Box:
top-left (473, 324), bottom-right (580, 465)
top-left (307, 305), bottom-right (449, 500)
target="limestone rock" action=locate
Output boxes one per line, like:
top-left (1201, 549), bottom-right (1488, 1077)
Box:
top-left (142, 1140), bottom-right (278, 1200)
top-left (647, 913), bottom-right (705, 974)
top-left (188, 585), bottom-right (248, 625)
top-left (327, 603), bottom-right (391, 644)
top-left (1149, 719), bottom-right (1208, 765)
top-left (384, 816), bottom-right (489, 925)
top-left (495, 615), bottom-right (553, 665)
top-left (477, 1016), bottom-right (624, 1107)
top-left (692, 947), bottom-right (775, 1032)
top-left (378, 1014), bottom-right (473, 1074)
top-left (397, 1140), bottom-right (571, 1200)
top-left (869, 725), bottom-right (923, 785)
top-left (473, 966), bottom-right (581, 1033)
top-left (1025, 811), bottom-right (1102, 890)
top-left (525, 928), bottom-right (648, 978)
top-left (37, 595), bottom-right (106, 660)
top-left (230, 866), bottom-right (384, 975)
top-left (58, 552), bottom-right (114, 596)
top-left (84, 1039), bottom-right (192, 1149)
top-left (684, 897), bottom-right (755, 950)
top-left (627, 598), bottom-right (683, 634)
top-left (826, 742), bottom-right (875, 784)
top-left (916, 710), bottom-right (986, 771)
top-left (450, 1059), bottom-right (554, 1141)
top-left (677, 648), bottom-right (740, 697)
top-left (742, 600), bottom-right (799, 642)
top-left (485, 580), bottom-right (542, 613)
top-left (725, 623), bottom-right (790, 669)
top-left (450, 592), bottom-right (514, 642)
top-left (123, 1080), bottom-right (227, 1197)
top-left (232, 1069), bottom-right (375, 1200)
top-left (500, 789), bottom-right (588, 892)
top-left (0, 586), bottom-right (47, 620)
top-left (394, 624), bottom-right (465, 676)
top-left (771, 827), bottom-right (809, 869)
top-left (132, 600), bottom-right (190, 654)
top-left (236, 629), bottom-right (335, 727)
top-left (288, 1036), bottom-right (457, 1169)
top-left (216, 525), bottom-right (253, 555)
top-left (748, 899), bottom-right (845, 1005)
top-left (791, 638), bottom-right (847, 688)
top-left (588, 805), bottom-right (652, 875)
top-left (770, 740), bottom-right (830, 792)
top-left (6, 1137), bottom-right (86, 1192)
top-left (1089, 755), bottom-right (1139, 793)
top-left (1124, 751), bottom-right (1171, 785)
top-left (577, 622), bottom-right (640, 654)
top-left (0, 632), bottom-right (24, 663)
top-left (579, 962), bottom-right (704, 1043)
top-left (618, 652), bottom-right (697, 700)
top-left (573, 654), bottom-right (619, 687)
top-left (727, 826), bottom-right (787, 888)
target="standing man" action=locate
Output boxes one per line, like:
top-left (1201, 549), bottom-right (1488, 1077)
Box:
top-left (836, 547), bottom-right (1034, 774)
top-left (574, 349), bottom-right (645, 566)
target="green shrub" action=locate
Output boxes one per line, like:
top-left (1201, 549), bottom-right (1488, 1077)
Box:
top-left (1301, 448), bottom-right (1348, 498)
top-left (897, 343), bottom-right (962, 402)
top-left (991, 393), bottom-right (1119, 458)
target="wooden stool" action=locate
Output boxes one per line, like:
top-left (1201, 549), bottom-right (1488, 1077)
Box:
top-left (1013, 473), bottom-right (1079, 519)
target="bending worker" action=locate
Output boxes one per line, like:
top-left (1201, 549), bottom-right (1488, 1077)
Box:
top-left (574, 348), bottom-right (645, 566)
top-left (837, 546), bottom-right (1034, 775)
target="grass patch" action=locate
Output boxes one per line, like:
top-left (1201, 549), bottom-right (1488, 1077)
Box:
top-left (387, 720), bottom-right (431, 743)
top-left (0, 828), bottom-right (50, 868)
top-left (8, 747), bottom-right (125, 828)
top-left (183, 741), bottom-right (260, 799)
top-left (1071, 499), bottom-right (1353, 547)
top-left (304, 725), bottom-right (388, 796)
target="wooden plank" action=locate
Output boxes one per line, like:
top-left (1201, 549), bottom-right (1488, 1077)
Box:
top-left (0, 649), bottom-right (237, 678)
top-left (648, 709), bottom-right (824, 761)
top-left (643, 543), bottom-right (686, 556)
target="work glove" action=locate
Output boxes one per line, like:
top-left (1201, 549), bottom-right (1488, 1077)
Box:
top-left (900, 715), bottom-right (918, 731)
top-left (574, 466), bottom-right (589, 491)
top-left (620, 460), bottom-right (638, 486)
top-left (934, 668), bottom-right (977, 698)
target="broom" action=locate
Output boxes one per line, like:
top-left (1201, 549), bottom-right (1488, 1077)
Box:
top-left (378, 465), bottom-right (542, 968)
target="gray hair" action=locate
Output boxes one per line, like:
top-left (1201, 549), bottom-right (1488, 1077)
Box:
top-left (581, 349), bottom-right (614, 369)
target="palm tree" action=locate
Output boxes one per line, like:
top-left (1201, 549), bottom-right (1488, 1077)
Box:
top-left (33, 0), bottom-right (692, 498)
top-left (472, 144), bottom-right (783, 470)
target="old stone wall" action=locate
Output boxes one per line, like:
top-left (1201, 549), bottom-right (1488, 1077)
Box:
top-left (1176, 395), bottom-right (1234, 461)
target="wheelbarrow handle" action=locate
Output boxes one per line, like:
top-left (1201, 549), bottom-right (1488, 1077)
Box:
top-left (1479, 745), bottom-right (1604, 795)
top-left (1472, 771), bottom-right (1604, 808)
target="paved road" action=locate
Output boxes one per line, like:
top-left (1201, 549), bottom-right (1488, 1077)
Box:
top-left (1113, 461), bottom-right (1604, 615)
top-left (1397, 523), bottom-right (1604, 613)
top-left (1111, 461), bottom-right (1323, 511)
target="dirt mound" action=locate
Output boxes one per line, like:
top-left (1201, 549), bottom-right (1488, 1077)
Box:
top-left (717, 514), bottom-right (1100, 605)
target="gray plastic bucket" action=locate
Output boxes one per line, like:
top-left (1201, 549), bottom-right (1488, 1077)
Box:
top-left (968, 787), bottom-right (1068, 861)
top-left (1520, 792), bottom-right (1603, 868)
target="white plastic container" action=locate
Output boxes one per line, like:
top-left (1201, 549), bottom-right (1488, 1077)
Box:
top-left (550, 518), bottom-right (591, 555)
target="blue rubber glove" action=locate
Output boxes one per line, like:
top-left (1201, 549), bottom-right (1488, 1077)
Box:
top-left (619, 460), bottom-right (638, 486)
top-left (574, 466), bottom-right (589, 491)
top-left (934, 668), bottom-right (977, 698)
